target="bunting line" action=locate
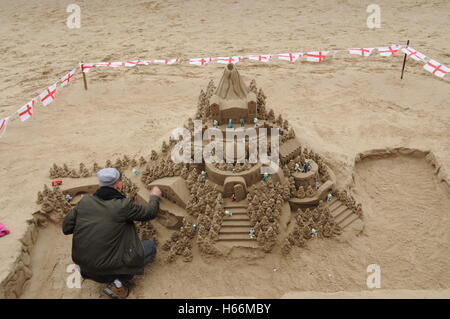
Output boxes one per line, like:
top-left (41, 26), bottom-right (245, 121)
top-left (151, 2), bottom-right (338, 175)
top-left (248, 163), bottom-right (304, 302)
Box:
top-left (0, 44), bottom-right (448, 139)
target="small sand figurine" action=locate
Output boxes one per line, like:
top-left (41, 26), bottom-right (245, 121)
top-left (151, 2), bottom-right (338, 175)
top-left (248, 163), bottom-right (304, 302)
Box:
top-left (240, 118), bottom-right (245, 127)
top-left (262, 172), bottom-right (270, 182)
top-left (227, 119), bottom-right (233, 128)
top-left (311, 228), bottom-right (319, 238)
top-left (200, 170), bottom-right (207, 178)
top-left (213, 119), bottom-right (219, 128)
top-left (326, 192), bottom-right (333, 202)
top-left (249, 228), bottom-right (256, 239)
top-left (224, 210), bottom-right (232, 217)
top-left (253, 117), bottom-right (259, 127)
top-left (303, 160), bottom-right (311, 173)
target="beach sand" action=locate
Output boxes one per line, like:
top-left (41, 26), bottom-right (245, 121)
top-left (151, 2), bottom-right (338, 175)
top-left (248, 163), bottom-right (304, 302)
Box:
top-left (0, 0), bottom-right (449, 298)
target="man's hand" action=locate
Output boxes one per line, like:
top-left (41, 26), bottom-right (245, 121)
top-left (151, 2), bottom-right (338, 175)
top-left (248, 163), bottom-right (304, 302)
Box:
top-left (150, 186), bottom-right (162, 198)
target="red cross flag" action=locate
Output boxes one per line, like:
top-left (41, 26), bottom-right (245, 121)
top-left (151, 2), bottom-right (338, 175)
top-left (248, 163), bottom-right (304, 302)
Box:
top-left (60, 69), bottom-right (76, 87)
top-left (215, 56), bottom-right (244, 64)
top-left (377, 45), bottom-right (401, 56)
top-left (138, 60), bottom-right (152, 65)
top-left (81, 63), bottom-right (94, 73)
top-left (0, 117), bottom-right (10, 137)
top-left (189, 57), bottom-right (213, 66)
top-left (153, 58), bottom-right (180, 65)
top-left (124, 60), bottom-right (141, 67)
top-left (305, 51), bottom-right (329, 62)
top-left (39, 84), bottom-right (57, 106)
top-left (348, 48), bottom-right (374, 57)
top-left (401, 47), bottom-right (426, 62)
top-left (96, 62), bottom-right (123, 67)
top-left (17, 100), bottom-right (35, 122)
top-left (248, 55), bottom-right (272, 62)
top-left (423, 60), bottom-right (449, 78)
top-left (277, 52), bottom-right (302, 62)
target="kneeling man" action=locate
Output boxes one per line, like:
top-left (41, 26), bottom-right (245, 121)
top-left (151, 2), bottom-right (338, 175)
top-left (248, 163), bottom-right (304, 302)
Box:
top-left (63, 167), bottom-right (161, 298)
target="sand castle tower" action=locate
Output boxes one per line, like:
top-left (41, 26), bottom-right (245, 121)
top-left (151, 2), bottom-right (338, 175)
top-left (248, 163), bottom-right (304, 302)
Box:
top-left (209, 63), bottom-right (257, 125)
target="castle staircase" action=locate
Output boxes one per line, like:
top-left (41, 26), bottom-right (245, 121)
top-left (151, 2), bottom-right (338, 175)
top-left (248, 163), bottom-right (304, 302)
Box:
top-left (218, 198), bottom-right (257, 247)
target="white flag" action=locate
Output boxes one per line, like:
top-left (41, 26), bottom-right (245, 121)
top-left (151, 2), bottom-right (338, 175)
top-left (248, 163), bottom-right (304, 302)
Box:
top-left (39, 84), bottom-right (57, 106)
top-left (124, 60), bottom-right (140, 67)
top-left (109, 61), bottom-right (123, 67)
top-left (305, 51), bottom-right (329, 62)
top-left (423, 60), bottom-right (449, 78)
top-left (215, 56), bottom-right (243, 64)
top-left (401, 47), bottom-right (426, 61)
top-left (60, 69), bottom-right (76, 87)
top-left (248, 55), bottom-right (272, 62)
top-left (348, 48), bottom-right (374, 57)
top-left (95, 62), bottom-right (122, 67)
top-left (189, 57), bottom-right (213, 66)
top-left (377, 45), bottom-right (401, 56)
top-left (81, 63), bottom-right (94, 73)
top-left (17, 100), bottom-right (35, 121)
top-left (277, 52), bottom-right (302, 62)
top-left (153, 59), bottom-right (180, 65)
top-left (0, 116), bottom-right (10, 137)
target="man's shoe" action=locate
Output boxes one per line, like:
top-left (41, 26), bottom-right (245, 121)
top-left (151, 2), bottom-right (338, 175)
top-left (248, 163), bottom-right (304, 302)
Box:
top-left (102, 280), bottom-right (130, 299)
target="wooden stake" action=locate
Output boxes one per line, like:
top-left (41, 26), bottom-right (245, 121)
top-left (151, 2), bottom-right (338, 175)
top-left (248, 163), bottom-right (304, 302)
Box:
top-left (400, 40), bottom-right (410, 80)
top-left (81, 61), bottom-right (88, 90)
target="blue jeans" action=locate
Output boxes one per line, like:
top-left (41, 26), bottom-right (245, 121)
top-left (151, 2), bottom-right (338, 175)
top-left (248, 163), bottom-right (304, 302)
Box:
top-left (142, 239), bottom-right (157, 266)
top-left (81, 240), bottom-right (157, 284)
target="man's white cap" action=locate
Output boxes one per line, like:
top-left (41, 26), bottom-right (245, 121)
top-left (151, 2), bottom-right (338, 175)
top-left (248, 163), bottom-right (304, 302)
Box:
top-left (97, 168), bottom-right (121, 187)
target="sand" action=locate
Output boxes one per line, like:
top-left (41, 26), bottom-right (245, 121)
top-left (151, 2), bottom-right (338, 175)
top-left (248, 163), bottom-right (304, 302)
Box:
top-left (1, 0), bottom-right (450, 298)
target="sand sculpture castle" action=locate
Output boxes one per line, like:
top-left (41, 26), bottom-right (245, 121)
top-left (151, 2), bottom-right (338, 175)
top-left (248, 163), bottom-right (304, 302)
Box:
top-left (36, 63), bottom-right (364, 263)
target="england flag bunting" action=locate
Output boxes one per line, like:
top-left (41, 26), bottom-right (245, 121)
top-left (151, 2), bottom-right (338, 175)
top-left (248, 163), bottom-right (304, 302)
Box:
top-left (423, 60), bottom-right (449, 78)
top-left (348, 48), bottom-right (374, 57)
top-left (17, 100), bottom-right (35, 122)
top-left (401, 47), bottom-right (426, 62)
top-left (215, 56), bottom-right (244, 64)
top-left (305, 51), bottom-right (329, 62)
top-left (124, 60), bottom-right (141, 67)
top-left (39, 84), bottom-right (57, 106)
top-left (95, 62), bottom-right (123, 67)
top-left (189, 57), bottom-right (213, 66)
top-left (80, 63), bottom-right (94, 73)
top-left (277, 52), bottom-right (302, 62)
top-left (248, 55), bottom-right (272, 62)
top-left (138, 60), bottom-right (152, 65)
top-left (378, 45), bottom-right (401, 56)
top-left (153, 59), bottom-right (180, 65)
top-left (0, 117), bottom-right (10, 137)
top-left (60, 69), bottom-right (76, 87)
top-left (110, 62), bottom-right (123, 67)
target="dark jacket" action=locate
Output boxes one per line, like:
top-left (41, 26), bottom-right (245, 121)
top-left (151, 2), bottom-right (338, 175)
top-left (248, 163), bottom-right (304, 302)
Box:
top-left (62, 187), bottom-right (160, 276)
